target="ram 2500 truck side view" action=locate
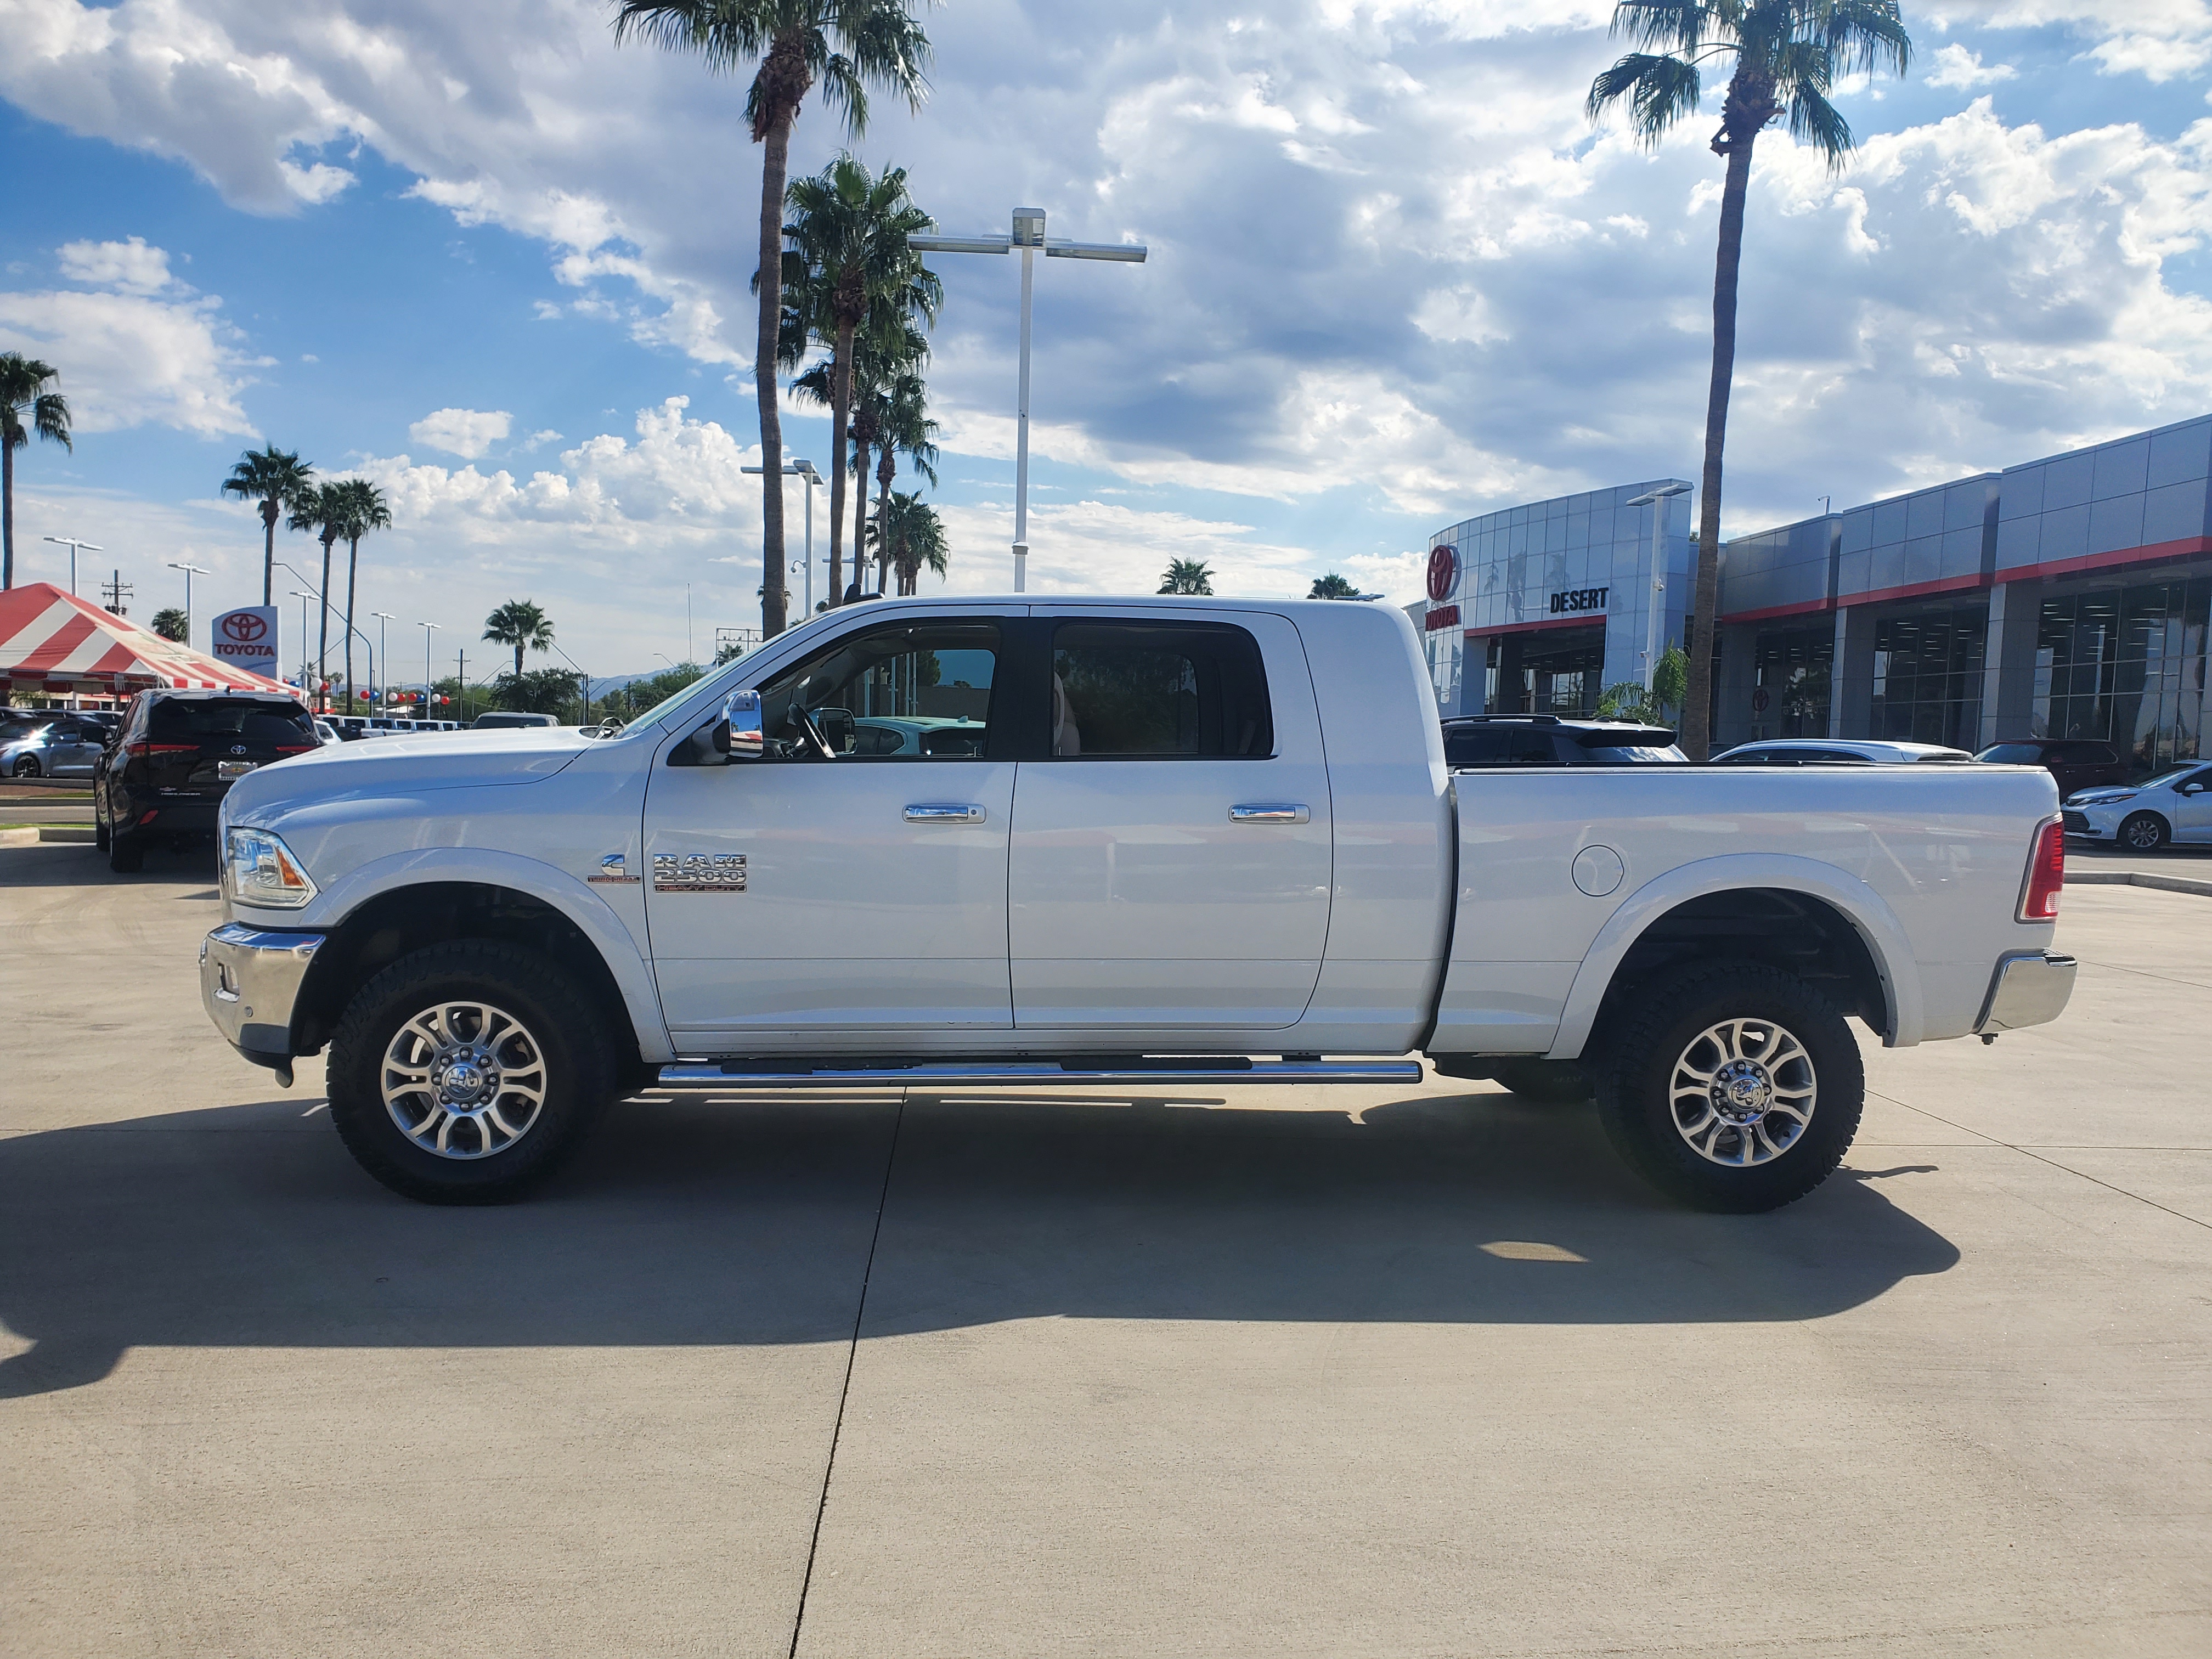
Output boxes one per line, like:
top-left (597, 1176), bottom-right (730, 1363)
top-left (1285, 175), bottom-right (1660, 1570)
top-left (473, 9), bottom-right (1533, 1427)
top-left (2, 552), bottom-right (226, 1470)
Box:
top-left (200, 597), bottom-right (2074, 1212)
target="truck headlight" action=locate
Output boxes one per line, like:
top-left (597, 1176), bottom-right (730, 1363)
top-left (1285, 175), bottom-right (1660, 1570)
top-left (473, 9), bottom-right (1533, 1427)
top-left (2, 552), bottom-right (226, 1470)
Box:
top-left (225, 827), bottom-right (319, 909)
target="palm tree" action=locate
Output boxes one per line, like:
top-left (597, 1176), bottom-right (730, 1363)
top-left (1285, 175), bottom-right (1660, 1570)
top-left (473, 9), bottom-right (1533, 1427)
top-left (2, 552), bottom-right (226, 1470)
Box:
top-left (869, 367), bottom-right (938, 594)
top-left (1158, 559), bottom-right (1214, 595)
top-left (222, 446), bottom-right (315, 607)
top-left (287, 483), bottom-right (347, 713)
top-left (483, 599), bottom-right (555, 680)
top-left (1307, 573), bottom-right (1359, 600)
top-left (1, 354), bottom-right (71, 591)
top-left (610, 0), bottom-right (933, 641)
top-left (1587, 0), bottom-right (1909, 755)
top-left (816, 311), bottom-right (928, 597)
top-left (150, 607), bottom-right (189, 642)
top-left (780, 155), bottom-right (940, 610)
top-left (330, 479), bottom-right (392, 713)
top-left (870, 489), bottom-right (948, 594)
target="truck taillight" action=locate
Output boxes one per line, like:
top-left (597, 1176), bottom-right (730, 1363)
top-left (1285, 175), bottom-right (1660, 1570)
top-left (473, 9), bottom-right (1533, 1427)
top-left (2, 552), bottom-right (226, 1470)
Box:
top-left (2019, 819), bottom-right (2064, 922)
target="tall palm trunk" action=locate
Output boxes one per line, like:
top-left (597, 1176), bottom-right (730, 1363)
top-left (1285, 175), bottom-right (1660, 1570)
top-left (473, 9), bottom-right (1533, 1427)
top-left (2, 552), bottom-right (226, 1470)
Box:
top-left (756, 111), bottom-right (793, 639)
top-left (261, 501), bottom-right (279, 606)
top-left (827, 323), bottom-right (853, 608)
top-left (874, 442), bottom-right (895, 595)
top-left (315, 529), bottom-right (336, 714)
top-left (344, 537), bottom-right (360, 713)
top-left (851, 433), bottom-right (869, 593)
top-left (1681, 130), bottom-right (1757, 761)
top-left (2, 441), bottom-right (14, 590)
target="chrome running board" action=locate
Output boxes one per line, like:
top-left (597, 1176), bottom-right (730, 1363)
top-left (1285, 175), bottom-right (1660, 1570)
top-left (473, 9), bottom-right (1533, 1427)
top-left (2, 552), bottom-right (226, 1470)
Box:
top-left (652, 1059), bottom-right (1424, 1090)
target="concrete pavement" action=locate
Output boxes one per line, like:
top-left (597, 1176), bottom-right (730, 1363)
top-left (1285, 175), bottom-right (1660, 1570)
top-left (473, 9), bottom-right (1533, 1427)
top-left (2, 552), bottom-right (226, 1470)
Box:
top-left (2, 841), bottom-right (2206, 1656)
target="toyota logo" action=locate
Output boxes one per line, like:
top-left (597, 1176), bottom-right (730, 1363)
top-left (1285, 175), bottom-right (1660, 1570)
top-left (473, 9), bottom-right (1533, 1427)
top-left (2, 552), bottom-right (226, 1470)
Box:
top-left (1426, 545), bottom-right (1458, 605)
top-left (231, 745), bottom-right (248, 755)
top-left (221, 612), bottom-right (268, 643)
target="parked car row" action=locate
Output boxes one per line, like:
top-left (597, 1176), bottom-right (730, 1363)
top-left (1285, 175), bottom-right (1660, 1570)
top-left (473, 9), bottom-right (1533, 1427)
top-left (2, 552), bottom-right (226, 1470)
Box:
top-left (1, 709), bottom-right (122, 777)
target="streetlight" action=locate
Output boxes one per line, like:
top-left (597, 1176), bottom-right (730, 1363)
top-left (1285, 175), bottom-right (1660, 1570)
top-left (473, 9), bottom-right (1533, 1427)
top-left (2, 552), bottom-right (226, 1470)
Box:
top-left (546, 638), bottom-right (594, 727)
top-left (371, 612), bottom-right (396, 709)
top-left (1626, 483), bottom-right (1693, 692)
top-left (419, 622), bottom-right (441, 716)
top-left (912, 207), bottom-right (1147, 594)
top-left (166, 562), bottom-right (211, 641)
top-left (43, 535), bottom-right (102, 595)
top-left (744, 458), bottom-right (822, 613)
top-left (288, 590), bottom-right (318, 691)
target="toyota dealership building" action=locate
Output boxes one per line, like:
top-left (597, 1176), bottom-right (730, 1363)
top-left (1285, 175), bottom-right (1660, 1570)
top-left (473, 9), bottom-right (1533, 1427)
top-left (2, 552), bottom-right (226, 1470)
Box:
top-left (1418, 413), bottom-right (2212, 775)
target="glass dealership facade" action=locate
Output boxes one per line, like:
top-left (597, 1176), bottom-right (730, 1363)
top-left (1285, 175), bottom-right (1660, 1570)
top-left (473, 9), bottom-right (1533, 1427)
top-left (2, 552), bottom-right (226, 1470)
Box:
top-left (1420, 415), bottom-right (2212, 775)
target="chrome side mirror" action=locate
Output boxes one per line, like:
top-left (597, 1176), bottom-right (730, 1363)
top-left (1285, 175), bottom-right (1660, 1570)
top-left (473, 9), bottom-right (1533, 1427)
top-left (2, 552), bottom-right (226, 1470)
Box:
top-left (717, 690), bottom-right (765, 760)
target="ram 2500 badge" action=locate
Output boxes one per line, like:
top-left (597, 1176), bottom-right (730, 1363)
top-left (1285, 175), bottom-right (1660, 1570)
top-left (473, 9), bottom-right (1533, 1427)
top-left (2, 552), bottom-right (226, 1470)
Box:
top-left (202, 597), bottom-right (2074, 1212)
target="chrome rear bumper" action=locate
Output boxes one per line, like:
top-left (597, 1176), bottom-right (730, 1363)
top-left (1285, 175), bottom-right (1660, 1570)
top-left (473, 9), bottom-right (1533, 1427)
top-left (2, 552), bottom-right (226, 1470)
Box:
top-left (200, 923), bottom-right (323, 1070)
top-left (1976, 951), bottom-right (2077, 1035)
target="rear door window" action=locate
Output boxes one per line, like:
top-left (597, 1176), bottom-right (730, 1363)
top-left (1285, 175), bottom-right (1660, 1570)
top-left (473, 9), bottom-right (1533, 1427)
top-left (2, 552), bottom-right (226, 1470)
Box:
top-left (1445, 725), bottom-right (1560, 767)
top-left (1047, 622), bottom-right (1272, 758)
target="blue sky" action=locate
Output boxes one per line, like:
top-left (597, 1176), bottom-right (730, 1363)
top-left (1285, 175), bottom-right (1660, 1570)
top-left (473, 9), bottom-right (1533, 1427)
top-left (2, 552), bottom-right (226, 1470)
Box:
top-left (4, 0), bottom-right (2212, 680)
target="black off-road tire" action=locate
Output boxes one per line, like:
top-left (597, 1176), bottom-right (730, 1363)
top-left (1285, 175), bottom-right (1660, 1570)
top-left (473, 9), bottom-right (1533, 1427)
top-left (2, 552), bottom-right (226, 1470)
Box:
top-left (2119, 811), bottom-right (2170, 853)
top-left (106, 830), bottom-right (143, 873)
top-left (1490, 1058), bottom-right (1594, 1104)
top-left (325, 940), bottom-right (616, 1205)
top-left (1589, 962), bottom-right (1864, 1214)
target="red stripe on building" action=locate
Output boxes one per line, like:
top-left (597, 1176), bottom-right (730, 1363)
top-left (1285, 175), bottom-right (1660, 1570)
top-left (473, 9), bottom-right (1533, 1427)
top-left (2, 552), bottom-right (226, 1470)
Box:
top-left (1463, 612), bottom-right (1610, 639)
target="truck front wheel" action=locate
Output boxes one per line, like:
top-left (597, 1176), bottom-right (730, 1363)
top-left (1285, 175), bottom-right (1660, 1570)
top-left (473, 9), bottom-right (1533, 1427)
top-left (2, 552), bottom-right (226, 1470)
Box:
top-left (325, 941), bottom-right (614, 1204)
top-left (1589, 962), bottom-right (1863, 1214)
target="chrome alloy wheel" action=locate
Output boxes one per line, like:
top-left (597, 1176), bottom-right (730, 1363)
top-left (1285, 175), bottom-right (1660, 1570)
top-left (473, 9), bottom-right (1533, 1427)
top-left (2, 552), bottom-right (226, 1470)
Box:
top-left (380, 1000), bottom-right (549, 1160)
top-left (1668, 1017), bottom-right (1817, 1167)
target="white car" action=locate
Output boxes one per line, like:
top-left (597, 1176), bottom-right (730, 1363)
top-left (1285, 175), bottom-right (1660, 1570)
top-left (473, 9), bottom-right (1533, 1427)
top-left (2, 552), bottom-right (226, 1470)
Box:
top-left (1713, 739), bottom-right (1975, 765)
top-left (200, 596), bottom-right (2074, 1215)
top-left (2062, 762), bottom-right (2212, 851)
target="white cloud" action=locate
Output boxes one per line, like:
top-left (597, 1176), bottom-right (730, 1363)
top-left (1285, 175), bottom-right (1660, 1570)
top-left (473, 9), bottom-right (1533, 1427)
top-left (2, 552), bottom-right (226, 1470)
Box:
top-left (408, 407), bottom-right (513, 460)
top-left (0, 287), bottom-right (256, 437)
top-left (56, 235), bottom-right (179, 295)
top-left (1927, 44), bottom-right (2018, 89)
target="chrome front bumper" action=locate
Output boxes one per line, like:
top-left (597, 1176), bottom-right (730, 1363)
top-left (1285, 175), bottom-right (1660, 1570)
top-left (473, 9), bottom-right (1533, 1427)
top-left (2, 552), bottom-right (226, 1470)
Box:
top-left (1976, 951), bottom-right (2078, 1035)
top-left (200, 923), bottom-right (323, 1067)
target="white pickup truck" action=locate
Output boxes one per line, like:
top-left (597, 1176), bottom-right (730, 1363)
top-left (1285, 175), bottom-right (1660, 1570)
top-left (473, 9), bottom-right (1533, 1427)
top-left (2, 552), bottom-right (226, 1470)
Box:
top-left (200, 597), bottom-right (2075, 1212)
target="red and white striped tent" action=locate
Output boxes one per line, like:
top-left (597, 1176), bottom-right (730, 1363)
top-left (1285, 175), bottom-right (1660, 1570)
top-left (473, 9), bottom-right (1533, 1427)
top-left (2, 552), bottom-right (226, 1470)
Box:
top-left (0, 583), bottom-right (290, 698)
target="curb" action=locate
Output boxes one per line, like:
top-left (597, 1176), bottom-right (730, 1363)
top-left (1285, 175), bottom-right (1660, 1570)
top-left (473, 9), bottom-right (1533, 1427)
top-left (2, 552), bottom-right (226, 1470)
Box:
top-left (0, 826), bottom-right (36, 848)
top-left (2067, 868), bottom-right (2212, 899)
top-left (38, 825), bottom-right (95, 843)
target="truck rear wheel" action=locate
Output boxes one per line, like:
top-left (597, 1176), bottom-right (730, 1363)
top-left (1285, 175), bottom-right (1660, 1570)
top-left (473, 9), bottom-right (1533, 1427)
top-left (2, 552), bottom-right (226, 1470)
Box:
top-left (1589, 962), bottom-right (1862, 1214)
top-left (325, 940), bottom-right (614, 1204)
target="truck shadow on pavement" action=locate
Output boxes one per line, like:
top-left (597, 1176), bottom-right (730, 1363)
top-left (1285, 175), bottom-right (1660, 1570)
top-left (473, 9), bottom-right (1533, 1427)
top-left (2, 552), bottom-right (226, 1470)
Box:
top-left (0, 1090), bottom-right (1960, 1398)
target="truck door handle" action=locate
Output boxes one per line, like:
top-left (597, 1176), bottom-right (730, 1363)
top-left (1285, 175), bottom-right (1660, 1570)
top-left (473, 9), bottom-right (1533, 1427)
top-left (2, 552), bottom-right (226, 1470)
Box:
top-left (1228, 803), bottom-right (1310, 825)
top-left (904, 803), bottom-right (986, 824)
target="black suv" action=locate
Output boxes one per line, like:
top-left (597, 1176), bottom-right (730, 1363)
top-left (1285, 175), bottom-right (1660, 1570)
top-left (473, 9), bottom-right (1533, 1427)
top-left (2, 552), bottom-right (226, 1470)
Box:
top-left (1442, 714), bottom-right (1685, 768)
top-left (1974, 738), bottom-right (2128, 797)
top-left (94, 689), bottom-right (318, 872)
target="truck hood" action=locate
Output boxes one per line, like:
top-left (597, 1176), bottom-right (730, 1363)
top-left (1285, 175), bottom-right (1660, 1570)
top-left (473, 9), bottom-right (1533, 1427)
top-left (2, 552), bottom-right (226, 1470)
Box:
top-left (221, 727), bottom-right (593, 822)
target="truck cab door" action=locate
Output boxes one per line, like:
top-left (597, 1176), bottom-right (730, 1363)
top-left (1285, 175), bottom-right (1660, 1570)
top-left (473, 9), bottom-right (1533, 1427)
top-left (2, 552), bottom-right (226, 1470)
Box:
top-left (1008, 611), bottom-right (1333, 1032)
top-left (643, 613), bottom-right (1018, 1048)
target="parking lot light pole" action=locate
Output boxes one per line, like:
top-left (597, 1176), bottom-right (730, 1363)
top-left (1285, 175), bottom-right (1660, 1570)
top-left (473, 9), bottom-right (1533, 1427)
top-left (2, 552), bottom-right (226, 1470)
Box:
top-left (547, 639), bottom-right (594, 726)
top-left (43, 536), bottom-right (102, 595)
top-left (745, 460), bottom-right (821, 615)
top-left (370, 612), bottom-right (395, 709)
top-left (1626, 484), bottom-right (1692, 692)
top-left (287, 590), bottom-right (317, 690)
top-left (911, 208), bottom-right (1147, 594)
top-left (419, 622), bottom-right (441, 715)
top-left (166, 562), bottom-right (211, 642)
